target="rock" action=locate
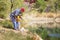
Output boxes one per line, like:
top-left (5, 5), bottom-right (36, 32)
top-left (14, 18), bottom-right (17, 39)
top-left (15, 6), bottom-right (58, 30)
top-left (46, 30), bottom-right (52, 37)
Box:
top-left (20, 27), bottom-right (29, 35)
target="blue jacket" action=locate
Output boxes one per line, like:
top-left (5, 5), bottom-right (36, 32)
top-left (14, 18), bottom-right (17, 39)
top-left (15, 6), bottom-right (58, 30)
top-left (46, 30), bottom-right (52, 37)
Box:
top-left (10, 8), bottom-right (21, 21)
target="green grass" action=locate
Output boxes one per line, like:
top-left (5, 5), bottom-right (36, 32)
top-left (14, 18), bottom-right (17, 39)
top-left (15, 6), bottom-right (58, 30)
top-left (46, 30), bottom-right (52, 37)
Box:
top-left (27, 26), bottom-right (60, 40)
top-left (0, 30), bottom-right (33, 40)
top-left (1, 20), bottom-right (14, 29)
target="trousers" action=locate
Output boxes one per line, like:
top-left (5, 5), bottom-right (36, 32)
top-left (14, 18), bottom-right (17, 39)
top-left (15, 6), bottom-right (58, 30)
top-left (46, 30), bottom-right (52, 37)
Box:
top-left (13, 20), bottom-right (20, 30)
top-left (10, 16), bottom-right (20, 30)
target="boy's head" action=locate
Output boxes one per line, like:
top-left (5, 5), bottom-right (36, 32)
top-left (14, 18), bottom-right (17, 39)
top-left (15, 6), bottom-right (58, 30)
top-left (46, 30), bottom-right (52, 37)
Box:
top-left (20, 8), bottom-right (25, 13)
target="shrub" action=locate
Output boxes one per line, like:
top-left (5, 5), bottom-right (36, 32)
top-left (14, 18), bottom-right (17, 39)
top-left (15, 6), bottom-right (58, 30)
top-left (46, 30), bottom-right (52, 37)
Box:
top-left (0, 1), bottom-right (6, 11)
top-left (27, 26), bottom-right (60, 40)
top-left (0, 21), bottom-right (4, 26)
top-left (0, 13), bottom-right (6, 19)
top-left (2, 20), bottom-right (14, 29)
top-left (34, 0), bottom-right (46, 13)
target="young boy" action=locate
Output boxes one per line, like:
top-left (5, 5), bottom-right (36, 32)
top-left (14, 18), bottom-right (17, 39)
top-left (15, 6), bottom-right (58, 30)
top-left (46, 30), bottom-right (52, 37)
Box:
top-left (10, 8), bottom-right (25, 30)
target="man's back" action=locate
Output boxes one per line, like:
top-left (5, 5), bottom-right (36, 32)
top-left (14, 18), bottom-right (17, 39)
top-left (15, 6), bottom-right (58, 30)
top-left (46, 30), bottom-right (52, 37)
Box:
top-left (10, 8), bottom-right (21, 21)
top-left (11, 9), bottom-right (20, 16)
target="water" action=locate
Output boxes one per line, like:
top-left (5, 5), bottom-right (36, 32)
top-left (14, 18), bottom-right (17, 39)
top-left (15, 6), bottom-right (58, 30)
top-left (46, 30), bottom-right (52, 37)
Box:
top-left (24, 17), bottom-right (60, 28)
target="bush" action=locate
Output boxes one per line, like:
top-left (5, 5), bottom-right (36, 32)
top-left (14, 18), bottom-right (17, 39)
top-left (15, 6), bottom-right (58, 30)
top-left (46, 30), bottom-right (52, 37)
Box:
top-left (34, 0), bottom-right (46, 13)
top-left (27, 26), bottom-right (60, 40)
top-left (0, 21), bottom-right (4, 26)
top-left (35, 27), bottom-right (48, 40)
top-left (0, 1), bottom-right (6, 11)
top-left (0, 1), bottom-right (8, 19)
top-left (2, 20), bottom-right (14, 29)
top-left (0, 13), bottom-right (6, 19)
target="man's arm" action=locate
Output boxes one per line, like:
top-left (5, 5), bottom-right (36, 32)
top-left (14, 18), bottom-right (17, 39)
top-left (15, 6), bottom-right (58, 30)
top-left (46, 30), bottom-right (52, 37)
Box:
top-left (19, 14), bottom-right (23, 20)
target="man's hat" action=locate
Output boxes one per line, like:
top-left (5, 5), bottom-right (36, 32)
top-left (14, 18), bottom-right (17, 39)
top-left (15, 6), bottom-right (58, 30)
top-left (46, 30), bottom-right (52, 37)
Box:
top-left (20, 8), bottom-right (25, 12)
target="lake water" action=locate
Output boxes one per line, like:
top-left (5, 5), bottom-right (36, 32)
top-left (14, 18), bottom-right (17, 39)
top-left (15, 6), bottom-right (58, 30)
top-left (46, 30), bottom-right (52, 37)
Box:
top-left (23, 17), bottom-right (60, 28)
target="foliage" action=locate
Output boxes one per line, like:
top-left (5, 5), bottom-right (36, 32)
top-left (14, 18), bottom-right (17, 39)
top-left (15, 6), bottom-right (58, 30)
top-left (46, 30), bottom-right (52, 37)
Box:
top-left (11, 0), bottom-right (24, 10)
top-left (0, 30), bottom-right (32, 40)
top-left (0, 0), bottom-right (24, 19)
top-left (0, 1), bottom-right (6, 11)
top-left (2, 20), bottom-right (14, 29)
top-left (48, 27), bottom-right (60, 34)
top-left (27, 26), bottom-right (60, 40)
top-left (34, 0), bottom-right (60, 13)
top-left (0, 0), bottom-right (10, 19)
top-left (57, 0), bottom-right (60, 10)
top-left (0, 13), bottom-right (6, 19)
top-left (34, 0), bottom-right (46, 12)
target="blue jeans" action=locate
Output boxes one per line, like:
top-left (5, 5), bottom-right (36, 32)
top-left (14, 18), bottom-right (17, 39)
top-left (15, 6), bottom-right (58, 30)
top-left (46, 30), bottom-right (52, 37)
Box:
top-left (10, 16), bottom-right (20, 30)
top-left (11, 18), bottom-right (20, 30)
top-left (13, 21), bottom-right (20, 30)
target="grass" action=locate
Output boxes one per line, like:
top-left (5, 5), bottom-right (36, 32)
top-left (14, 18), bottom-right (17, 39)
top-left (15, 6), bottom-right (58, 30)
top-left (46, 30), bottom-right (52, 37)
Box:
top-left (27, 26), bottom-right (60, 40)
top-left (2, 20), bottom-right (14, 29)
top-left (0, 29), bottom-right (33, 40)
top-left (0, 20), bottom-right (60, 40)
top-left (0, 20), bottom-right (33, 40)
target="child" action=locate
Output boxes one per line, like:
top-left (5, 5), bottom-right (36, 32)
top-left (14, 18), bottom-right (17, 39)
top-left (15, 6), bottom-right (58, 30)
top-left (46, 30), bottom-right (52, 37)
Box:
top-left (10, 8), bottom-right (25, 30)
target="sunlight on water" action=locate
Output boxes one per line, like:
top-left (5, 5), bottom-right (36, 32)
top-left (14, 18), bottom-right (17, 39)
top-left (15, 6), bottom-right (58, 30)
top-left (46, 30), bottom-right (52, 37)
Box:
top-left (21, 12), bottom-right (60, 28)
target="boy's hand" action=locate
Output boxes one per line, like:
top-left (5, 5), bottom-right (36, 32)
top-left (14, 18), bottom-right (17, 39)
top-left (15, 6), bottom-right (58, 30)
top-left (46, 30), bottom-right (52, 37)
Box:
top-left (20, 16), bottom-right (23, 20)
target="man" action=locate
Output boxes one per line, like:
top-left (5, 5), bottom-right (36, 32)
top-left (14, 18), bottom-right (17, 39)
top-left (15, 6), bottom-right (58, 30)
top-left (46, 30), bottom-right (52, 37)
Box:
top-left (10, 8), bottom-right (25, 30)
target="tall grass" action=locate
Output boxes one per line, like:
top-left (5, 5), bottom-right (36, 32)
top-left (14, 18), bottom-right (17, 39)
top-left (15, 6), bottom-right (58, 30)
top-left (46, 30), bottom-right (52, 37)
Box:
top-left (0, 30), bottom-right (32, 40)
top-left (27, 26), bottom-right (60, 40)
